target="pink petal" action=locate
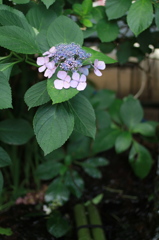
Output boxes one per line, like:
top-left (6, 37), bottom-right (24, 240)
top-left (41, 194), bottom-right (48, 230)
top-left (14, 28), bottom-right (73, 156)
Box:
top-left (37, 57), bottom-right (45, 66)
top-left (70, 80), bottom-right (78, 88)
top-left (54, 80), bottom-right (64, 90)
top-left (44, 57), bottom-right (49, 64)
top-left (72, 72), bottom-right (80, 81)
top-left (65, 75), bottom-right (71, 83)
top-left (63, 81), bottom-right (70, 89)
top-left (57, 71), bottom-right (67, 80)
top-left (49, 46), bottom-right (56, 53)
top-left (43, 51), bottom-right (50, 56)
top-left (79, 74), bottom-right (86, 82)
top-left (38, 65), bottom-right (46, 72)
top-left (46, 61), bottom-right (55, 69)
top-left (77, 82), bottom-right (87, 91)
top-left (94, 68), bottom-right (102, 76)
top-left (44, 69), bottom-right (55, 78)
top-left (78, 67), bottom-right (89, 76)
top-left (94, 59), bottom-right (98, 67)
top-left (97, 61), bottom-right (105, 70)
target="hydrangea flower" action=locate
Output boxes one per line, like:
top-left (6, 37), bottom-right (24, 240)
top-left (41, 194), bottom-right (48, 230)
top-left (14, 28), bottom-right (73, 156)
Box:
top-left (54, 71), bottom-right (71, 90)
top-left (78, 65), bottom-right (90, 76)
top-left (43, 46), bottom-right (56, 57)
top-left (70, 72), bottom-right (87, 91)
top-left (36, 43), bottom-right (106, 92)
top-left (37, 56), bottom-right (49, 72)
top-left (93, 59), bottom-right (106, 76)
top-left (44, 61), bottom-right (57, 78)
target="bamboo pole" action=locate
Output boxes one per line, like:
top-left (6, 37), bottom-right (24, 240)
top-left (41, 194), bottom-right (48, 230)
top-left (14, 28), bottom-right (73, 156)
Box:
top-left (74, 204), bottom-right (92, 240)
top-left (87, 203), bottom-right (106, 240)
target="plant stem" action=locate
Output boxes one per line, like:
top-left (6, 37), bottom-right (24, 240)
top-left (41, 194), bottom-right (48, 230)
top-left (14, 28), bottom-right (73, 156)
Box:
top-left (74, 204), bottom-right (92, 240)
top-left (12, 52), bottom-right (23, 61)
top-left (87, 203), bottom-right (106, 240)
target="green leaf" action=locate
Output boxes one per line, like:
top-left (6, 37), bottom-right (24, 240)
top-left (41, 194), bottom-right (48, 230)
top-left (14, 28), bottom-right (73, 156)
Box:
top-left (12, 0), bottom-right (29, 3)
top-left (91, 6), bottom-right (106, 22)
top-left (120, 96), bottom-right (143, 129)
top-left (97, 19), bottom-right (119, 42)
top-left (96, 110), bottom-right (111, 129)
top-left (73, 3), bottom-right (83, 15)
top-left (0, 62), bottom-right (14, 80)
top-left (45, 177), bottom-right (70, 203)
top-left (99, 42), bottom-right (116, 54)
top-left (82, 0), bottom-right (92, 14)
top-left (36, 30), bottom-right (50, 53)
top-left (83, 165), bottom-right (102, 178)
top-left (0, 227), bottom-right (12, 236)
top-left (106, 0), bottom-right (132, 20)
top-left (24, 80), bottom-right (50, 109)
top-left (0, 4), bottom-right (34, 36)
top-left (0, 171), bottom-right (3, 193)
top-left (47, 15), bottom-right (83, 46)
top-left (45, 148), bottom-right (65, 161)
top-left (0, 26), bottom-right (39, 54)
top-left (47, 75), bottom-right (78, 104)
top-left (26, 5), bottom-right (57, 32)
top-left (137, 29), bottom-right (153, 54)
top-left (155, 7), bottom-right (159, 30)
top-left (41, 0), bottom-right (56, 9)
top-left (115, 131), bottom-right (132, 153)
top-left (69, 94), bottom-right (96, 139)
top-left (129, 141), bottom-right (153, 178)
top-left (64, 170), bottom-right (84, 198)
top-left (33, 103), bottom-right (74, 155)
top-left (47, 210), bottom-right (70, 238)
top-left (67, 132), bottom-right (91, 160)
top-left (36, 161), bottom-right (62, 180)
top-left (92, 128), bottom-right (120, 154)
top-left (80, 18), bottom-right (93, 27)
top-left (0, 147), bottom-right (11, 167)
top-left (80, 157), bottom-right (109, 178)
top-left (83, 157), bottom-right (109, 167)
top-left (108, 98), bottom-right (123, 124)
top-left (0, 119), bottom-right (33, 145)
top-left (91, 89), bottom-right (116, 109)
top-left (132, 122), bottom-right (155, 137)
top-left (0, 72), bottom-right (12, 109)
top-left (83, 26), bottom-right (96, 39)
top-left (117, 41), bottom-right (132, 64)
top-left (127, 0), bottom-right (153, 36)
top-left (83, 47), bottom-right (117, 64)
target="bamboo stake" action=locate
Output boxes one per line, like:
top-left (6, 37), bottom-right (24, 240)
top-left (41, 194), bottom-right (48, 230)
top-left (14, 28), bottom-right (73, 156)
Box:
top-left (74, 204), bottom-right (92, 240)
top-left (87, 203), bottom-right (106, 240)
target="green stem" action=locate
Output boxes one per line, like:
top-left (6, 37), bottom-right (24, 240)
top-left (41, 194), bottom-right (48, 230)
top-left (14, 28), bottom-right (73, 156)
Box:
top-left (12, 52), bottom-right (23, 61)
top-left (0, 52), bottom-right (12, 61)
top-left (74, 204), bottom-right (92, 240)
top-left (0, 200), bottom-right (14, 211)
top-left (25, 59), bottom-right (38, 67)
top-left (10, 146), bottom-right (20, 193)
top-left (87, 203), bottom-right (106, 240)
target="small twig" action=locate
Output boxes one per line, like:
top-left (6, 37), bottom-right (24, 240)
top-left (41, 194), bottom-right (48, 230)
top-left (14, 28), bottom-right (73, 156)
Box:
top-left (104, 187), bottom-right (138, 200)
top-left (104, 186), bottom-right (123, 194)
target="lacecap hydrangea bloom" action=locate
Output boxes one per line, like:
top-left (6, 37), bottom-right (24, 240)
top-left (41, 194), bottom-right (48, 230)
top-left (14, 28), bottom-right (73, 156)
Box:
top-left (37, 43), bottom-right (106, 91)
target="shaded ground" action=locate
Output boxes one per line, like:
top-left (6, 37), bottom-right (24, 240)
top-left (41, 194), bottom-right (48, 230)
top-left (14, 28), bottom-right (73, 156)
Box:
top-left (0, 148), bottom-right (158, 240)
